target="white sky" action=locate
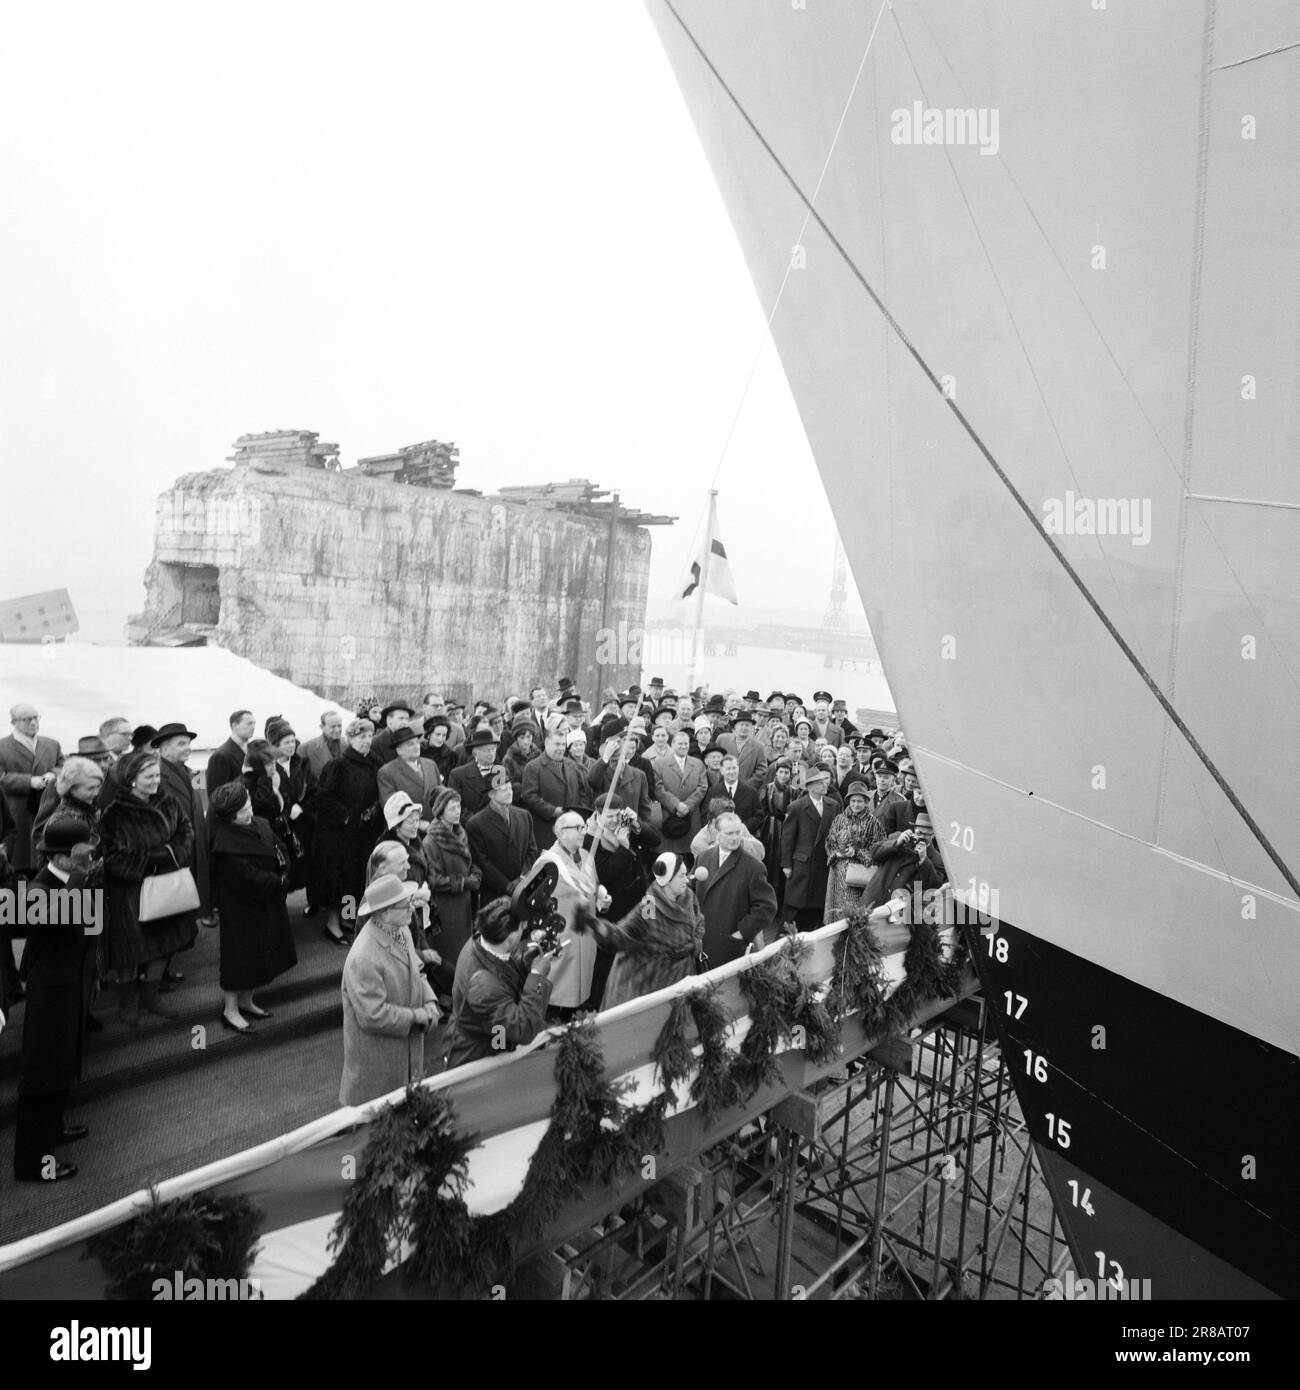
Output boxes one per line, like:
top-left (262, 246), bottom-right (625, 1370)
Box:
top-left (0, 0), bottom-right (861, 643)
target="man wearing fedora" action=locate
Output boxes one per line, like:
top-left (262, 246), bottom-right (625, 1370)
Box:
top-left (466, 766), bottom-right (539, 899)
top-left (377, 724), bottom-right (442, 824)
top-left (339, 875), bottom-right (440, 1106)
top-left (371, 701), bottom-right (421, 765)
top-left (448, 727), bottom-right (500, 818)
top-left (150, 721), bottom-right (211, 960)
top-left (780, 764), bottom-right (842, 930)
top-left (715, 708), bottom-right (769, 789)
top-left (12, 819), bottom-right (96, 1184)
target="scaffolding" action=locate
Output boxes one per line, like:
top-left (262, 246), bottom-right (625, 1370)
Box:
top-left (516, 989), bottom-right (1070, 1301)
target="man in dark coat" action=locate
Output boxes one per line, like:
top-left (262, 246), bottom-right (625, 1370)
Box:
top-left (780, 766), bottom-right (842, 930)
top-left (708, 753), bottom-right (764, 835)
top-left (13, 819), bottom-right (96, 1183)
top-left (444, 898), bottom-right (558, 1070)
top-left (694, 812), bottom-right (778, 966)
top-left (448, 727), bottom-right (500, 819)
top-left (466, 768), bottom-right (538, 898)
top-left (714, 710), bottom-right (769, 789)
top-left (371, 701), bottom-right (420, 765)
top-left (205, 710), bottom-right (256, 794)
top-left (587, 729), bottom-right (656, 833)
top-left (869, 813), bottom-right (947, 901)
top-left (520, 728), bottom-right (592, 850)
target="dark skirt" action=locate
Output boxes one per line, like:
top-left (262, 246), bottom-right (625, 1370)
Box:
top-left (105, 880), bottom-right (197, 974)
top-left (428, 889), bottom-right (473, 964)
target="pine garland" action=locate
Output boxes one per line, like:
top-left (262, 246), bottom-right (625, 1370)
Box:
top-left (301, 1087), bottom-right (470, 1300)
top-left (303, 917), bottom-right (970, 1300)
top-left (687, 985), bottom-right (743, 1124)
top-left (652, 994), bottom-right (695, 1105)
top-left (87, 1188), bottom-right (263, 1301)
top-left (829, 911), bottom-right (892, 1038)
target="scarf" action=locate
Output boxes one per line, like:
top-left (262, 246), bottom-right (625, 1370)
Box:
top-left (424, 818), bottom-right (472, 875)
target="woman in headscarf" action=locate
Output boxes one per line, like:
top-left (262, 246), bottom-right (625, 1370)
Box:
top-left (98, 750), bottom-right (197, 1026)
top-left (758, 757), bottom-right (798, 907)
top-left (314, 718), bottom-right (381, 945)
top-left (208, 781), bottom-right (297, 1033)
top-left (599, 852), bottom-right (704, 1009)
top-left (421, 787), bottom-right (479, 968)
top-left (823, 780), bottom-right (886, 924)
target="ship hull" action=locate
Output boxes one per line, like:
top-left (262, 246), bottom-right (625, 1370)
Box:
top-left (965, 914), bottom-right (1297, 1299)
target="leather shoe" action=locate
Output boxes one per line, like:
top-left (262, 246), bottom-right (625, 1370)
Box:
top-left (56, 1125), bottom-right (90, 1144)
top-left (15, 1160), bottom-right (78, 1183)
top-left (221, 1013), bottom-right (255, 1035)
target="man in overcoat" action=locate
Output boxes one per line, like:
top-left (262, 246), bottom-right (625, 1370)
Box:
top-left (694, 812), bottom-right (778, 966)
top-left (780, 766), bottom-right (842, 930)
top-left (466, 768), bottom-right (538, 897)
top-left (520, 728), bottom-right (592, 850)
top-left (12, 819), bottom-right (95, 1183)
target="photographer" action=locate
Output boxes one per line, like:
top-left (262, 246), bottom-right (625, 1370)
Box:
top-left (443, 896), bottom-right (560, 1070)
top-left (866, 811), bottom-right (946, 905)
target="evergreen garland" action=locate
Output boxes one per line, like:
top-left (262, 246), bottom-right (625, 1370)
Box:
top-left (301, 1087), bottom-right (470, 1301)
top-left (652, 994), bottom-right (695, 1105)
top-left (829, 911), bottom-right (892, 1038)
top-left (308, 918), bottom-right (972, 1300)
top-left (687, 985), bottom-right (743, 1124)
top-left (87, 1188), bottom-right (263, 1301)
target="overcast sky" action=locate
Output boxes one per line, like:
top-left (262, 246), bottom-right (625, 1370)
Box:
top-left (0, 0), bottom-right (861, 643)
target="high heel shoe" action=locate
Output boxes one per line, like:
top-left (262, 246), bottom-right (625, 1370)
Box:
top-left (221, 1013), bottom-right (255, 1035)
top-left (322, 924), bottom-right (351, 947)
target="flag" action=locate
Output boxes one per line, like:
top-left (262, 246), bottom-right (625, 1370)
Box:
top-left (679, 502), bottom-right (739, 605)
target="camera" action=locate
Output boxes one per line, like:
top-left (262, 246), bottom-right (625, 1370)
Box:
top-left (509, 860), bottom-right (567, 958)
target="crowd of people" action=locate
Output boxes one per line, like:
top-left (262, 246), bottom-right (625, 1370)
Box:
top-left (0, 680), bottom-right (949, 1176)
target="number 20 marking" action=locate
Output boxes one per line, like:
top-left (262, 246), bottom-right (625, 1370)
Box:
top-left (949, 822), bottom-right (975, 852)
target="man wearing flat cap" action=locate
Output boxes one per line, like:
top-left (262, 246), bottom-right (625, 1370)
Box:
top-left (780, 764), bottom-right (842, 930)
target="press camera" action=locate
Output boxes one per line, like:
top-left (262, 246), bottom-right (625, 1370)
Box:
top-left (509, 860), bottom-right (568, 958)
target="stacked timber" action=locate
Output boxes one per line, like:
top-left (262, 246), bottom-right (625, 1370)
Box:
top-left (228, 431), bottom-right (340, 471)
top-left (354, 439), bottom-right (459, 489)
top-left (494, 478), bottom-right (675, 527)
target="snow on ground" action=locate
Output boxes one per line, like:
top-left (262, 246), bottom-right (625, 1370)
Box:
top-left (0, 640), bottom-right (350, 761)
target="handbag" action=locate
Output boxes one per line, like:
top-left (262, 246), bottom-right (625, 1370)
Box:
top-left (845, 861), bottom-right (883, 893)
top-left (139, 865), bottom-right (200, 921)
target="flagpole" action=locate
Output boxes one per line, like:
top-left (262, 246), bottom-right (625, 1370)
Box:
top-left (685, 489), bottom-right (716, 694)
